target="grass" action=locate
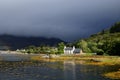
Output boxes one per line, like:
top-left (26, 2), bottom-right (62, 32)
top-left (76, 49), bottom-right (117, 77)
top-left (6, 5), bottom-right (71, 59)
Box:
top-left (85, 56), bottom-right (120, 66)
top-left (103, 70), bottom-right (120, 79)
top-left (30, 54), bottom-right (120, 65)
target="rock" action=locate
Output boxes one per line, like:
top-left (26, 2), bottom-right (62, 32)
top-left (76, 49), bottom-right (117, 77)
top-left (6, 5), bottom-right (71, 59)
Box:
top-left (90, 59), bottom-right (102, 62)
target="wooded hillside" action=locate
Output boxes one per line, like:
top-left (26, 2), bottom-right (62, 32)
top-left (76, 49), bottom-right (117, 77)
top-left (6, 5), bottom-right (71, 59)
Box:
top-left (73, 22), bottom-right (120, 56)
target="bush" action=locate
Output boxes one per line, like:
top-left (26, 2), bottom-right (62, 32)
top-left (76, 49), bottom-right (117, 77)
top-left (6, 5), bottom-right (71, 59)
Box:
top-left (96, 50), bottom-right (104, 55)
top-left (110, 22), bottom-right (120, 33)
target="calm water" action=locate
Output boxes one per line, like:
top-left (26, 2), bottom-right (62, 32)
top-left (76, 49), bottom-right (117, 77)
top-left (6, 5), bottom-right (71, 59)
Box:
top-left (0, 54), bottom-right (118, 80)
top-left (0, 61), bottom-right (116, 80)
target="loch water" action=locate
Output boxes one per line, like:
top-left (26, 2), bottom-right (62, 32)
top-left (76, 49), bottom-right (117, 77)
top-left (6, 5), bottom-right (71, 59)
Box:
top-left (0, 60), bottom-right (117, 80)
top-left (0, 53), bottom-right (119, 80)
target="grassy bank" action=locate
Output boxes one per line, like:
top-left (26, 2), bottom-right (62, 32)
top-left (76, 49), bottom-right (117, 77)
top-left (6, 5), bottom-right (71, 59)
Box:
top-left (31, 55), bottom-right (120, 63)
top-left (104, 69), bottom-right (120, 79)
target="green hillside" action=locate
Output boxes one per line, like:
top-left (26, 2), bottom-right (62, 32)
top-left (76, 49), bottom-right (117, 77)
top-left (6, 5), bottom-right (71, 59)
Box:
top-left (74, 22), bottom-right (120, 56)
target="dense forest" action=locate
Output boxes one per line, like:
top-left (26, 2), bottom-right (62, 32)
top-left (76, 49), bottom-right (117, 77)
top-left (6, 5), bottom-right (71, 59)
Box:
top-left (72, 22), bottom-right (120, 56)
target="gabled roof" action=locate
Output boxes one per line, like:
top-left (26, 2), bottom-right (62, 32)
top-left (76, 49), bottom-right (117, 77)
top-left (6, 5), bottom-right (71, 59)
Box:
top-left (64, 47), bottom-right (73, 50)
top-left (73, 48), bottom-right (81, 53)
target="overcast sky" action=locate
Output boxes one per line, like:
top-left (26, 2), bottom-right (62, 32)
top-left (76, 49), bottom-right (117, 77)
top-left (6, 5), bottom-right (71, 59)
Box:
top-left (0, 0), bottom-right (120, 41)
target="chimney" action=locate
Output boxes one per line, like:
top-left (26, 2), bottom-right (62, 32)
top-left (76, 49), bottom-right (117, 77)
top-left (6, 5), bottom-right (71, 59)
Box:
top-left (73, 46), bottom-right (75, 50)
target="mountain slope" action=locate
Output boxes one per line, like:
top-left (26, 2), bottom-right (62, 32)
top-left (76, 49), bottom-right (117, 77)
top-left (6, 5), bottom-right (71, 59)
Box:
top-left (0, 34), bottom-right (64, 50)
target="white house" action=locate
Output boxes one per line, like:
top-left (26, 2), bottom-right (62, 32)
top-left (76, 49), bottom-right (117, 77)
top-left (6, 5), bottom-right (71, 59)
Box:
top-left (64, 46), bottom-right (83, 54)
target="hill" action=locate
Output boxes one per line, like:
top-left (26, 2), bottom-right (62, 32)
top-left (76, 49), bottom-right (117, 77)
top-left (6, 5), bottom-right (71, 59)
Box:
top-left (73, 22), bottom-right (120, 55)
top-left (0, 34), bottom-right (64, 50)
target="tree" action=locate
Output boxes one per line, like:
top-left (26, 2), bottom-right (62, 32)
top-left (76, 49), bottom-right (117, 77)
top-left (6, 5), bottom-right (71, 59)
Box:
top-left (57, 42), bottom-right (65, 54)
top-left (25, 45), bottom-right (36, 54)
top-left (110, 22), bottom-right (120, 33)
top-left (50, 49), bottom-right (57, 54)
top-left (103, 40), bottom-right (120, 56)
top-left (77, 40), bottom-right (92, 53)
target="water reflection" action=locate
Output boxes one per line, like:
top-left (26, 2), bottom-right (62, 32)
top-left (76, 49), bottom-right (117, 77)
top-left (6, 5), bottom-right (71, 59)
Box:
top-left (63, 61), bottom-right (112, 80)
top-left (64, 61), bottom-right (76, 80)
top-left (0, 60), bottom-right (116, 80)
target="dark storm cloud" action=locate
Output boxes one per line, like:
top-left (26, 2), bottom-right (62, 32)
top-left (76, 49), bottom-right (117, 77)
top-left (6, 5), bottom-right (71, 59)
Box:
top-left (0, 0), bottom-right (120, 41)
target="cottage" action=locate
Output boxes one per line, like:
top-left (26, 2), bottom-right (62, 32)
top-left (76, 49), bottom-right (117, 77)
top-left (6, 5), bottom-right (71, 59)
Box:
top-left (64, 46), bottom-right (83, 54)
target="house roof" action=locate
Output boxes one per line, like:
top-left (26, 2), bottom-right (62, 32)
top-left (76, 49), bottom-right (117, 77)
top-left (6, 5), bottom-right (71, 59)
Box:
top-left (73, 48), bottom-right (81, 53)
top-left (64, 47), bottom-right (73, 50)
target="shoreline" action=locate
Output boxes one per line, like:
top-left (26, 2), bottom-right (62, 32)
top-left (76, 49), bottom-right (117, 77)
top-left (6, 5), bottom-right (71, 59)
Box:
top-left (0, 53), bottom-right (120, 79)
top-left (30, 55), bottom-right (120, 80)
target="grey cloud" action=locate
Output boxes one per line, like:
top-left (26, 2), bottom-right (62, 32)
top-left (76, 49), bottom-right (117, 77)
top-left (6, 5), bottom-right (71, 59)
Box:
top-left (0, 0), bottom-right (120, 41)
